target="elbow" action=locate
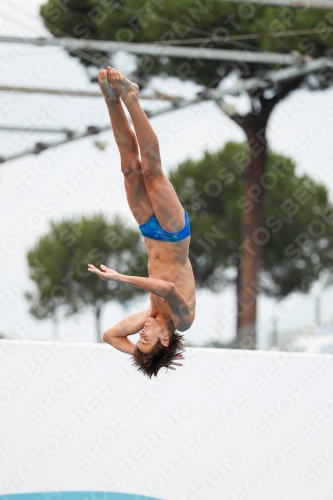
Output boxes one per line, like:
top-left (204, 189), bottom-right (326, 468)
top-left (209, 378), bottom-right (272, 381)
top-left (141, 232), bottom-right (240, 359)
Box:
top-left (102, 331), bottom-right (110, 343)
top-left (102, 329), bottom-right (116, 345)
top-left (165, 282), bottom-right (176, 295)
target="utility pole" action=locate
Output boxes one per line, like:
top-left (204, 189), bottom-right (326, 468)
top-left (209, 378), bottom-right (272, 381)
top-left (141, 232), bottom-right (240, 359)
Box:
top-left (0, 35), bottom-right (304, 65)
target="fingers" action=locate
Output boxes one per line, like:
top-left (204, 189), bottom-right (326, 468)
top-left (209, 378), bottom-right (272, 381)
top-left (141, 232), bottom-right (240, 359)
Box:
top-left (88, 264), bottom-right (105, 280)
top-left (168, 358), bottom-right (184, 371)
top-left (88, 264), bottom-right (100, 273)
top-left (88, 264), bottom-right (105, 273)
top-left (167, 353), bottom-right (185, 372)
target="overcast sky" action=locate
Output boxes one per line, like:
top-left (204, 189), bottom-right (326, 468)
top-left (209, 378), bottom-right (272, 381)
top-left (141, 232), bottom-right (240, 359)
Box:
top-left (1, 0), bottom-right (333, 350)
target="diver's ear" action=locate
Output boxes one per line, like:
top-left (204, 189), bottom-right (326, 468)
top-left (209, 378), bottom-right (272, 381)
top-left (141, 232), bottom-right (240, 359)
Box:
top-left (161, 335), bottom-right (170, 347)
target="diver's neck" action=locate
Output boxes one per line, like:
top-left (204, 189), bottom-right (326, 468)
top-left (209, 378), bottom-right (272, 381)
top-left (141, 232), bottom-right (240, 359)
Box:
top-left (155, 311), bottom-right (170, 325)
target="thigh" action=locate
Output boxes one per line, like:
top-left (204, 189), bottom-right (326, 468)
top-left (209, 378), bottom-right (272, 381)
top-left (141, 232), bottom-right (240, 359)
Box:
top-left (124, 171), bottom-right (155, 225)
top-left (143, 171), bottom-right (185, 233)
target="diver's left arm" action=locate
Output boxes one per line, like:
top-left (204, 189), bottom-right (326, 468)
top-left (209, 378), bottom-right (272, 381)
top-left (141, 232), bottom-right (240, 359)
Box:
top-left (88, 264), bottom-right (175, 298)
top-left (103, 309), bottom-right (151, 355)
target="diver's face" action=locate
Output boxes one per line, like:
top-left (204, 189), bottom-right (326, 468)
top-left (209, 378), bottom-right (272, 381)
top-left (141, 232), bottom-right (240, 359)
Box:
top-left (137, 317), bottom-right (170, 353)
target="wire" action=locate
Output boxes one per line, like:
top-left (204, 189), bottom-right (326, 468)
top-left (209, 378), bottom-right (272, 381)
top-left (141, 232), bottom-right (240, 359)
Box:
top-left (155, 27), bottom-right (333, 44)
top-left (0, 97), bottom-right (204, 165)
top-left (15, 0), bottom-right (321, 68)
top-left (0, 84), bottom-right (185, 101)
top-left (85, 0), bottom-right (265, 53)
top-left (0, 125), bottom-right (73, 134)
top-left (14, 1), bottom-right (302, 67)
top-left (92, 0), bottom-right (323, 59)
top-left (200, 0), bottom-right (333, 8)
top-left (13, 2), bottom-right (271, 53)
top-left (252, 18), bottom-right (300, 55)
top-left (1, 56), bottom-right (329, 165)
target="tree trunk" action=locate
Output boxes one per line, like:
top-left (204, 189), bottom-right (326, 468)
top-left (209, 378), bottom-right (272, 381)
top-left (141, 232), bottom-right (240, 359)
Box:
top-left (271, 311), bottom-right (278, 348)
top-left (237, 119), bottom-right (268, 349)
top-left (52, 312), bottom-right (58, 341)
top-left (95, 304), bottom-right (102, 343)
top-left (236, 264), bottom-right (241, 337)
top-left (216, 78), bottom-right (304, 350)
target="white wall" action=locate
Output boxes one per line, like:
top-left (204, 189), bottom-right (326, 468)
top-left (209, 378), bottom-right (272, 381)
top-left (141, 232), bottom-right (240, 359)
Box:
top-left (1, 340), bottom-right (333, 500)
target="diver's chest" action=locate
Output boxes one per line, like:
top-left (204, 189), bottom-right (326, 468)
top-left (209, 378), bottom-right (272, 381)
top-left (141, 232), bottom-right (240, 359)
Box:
top-left (150, 294), bottom-right (170, 313)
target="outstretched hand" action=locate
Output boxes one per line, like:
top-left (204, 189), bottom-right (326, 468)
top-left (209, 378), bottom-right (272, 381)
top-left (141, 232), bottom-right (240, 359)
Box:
top-left (88, 264), bottom-right (121, 281)
top-left (168, 354), bottom-right (185, 371)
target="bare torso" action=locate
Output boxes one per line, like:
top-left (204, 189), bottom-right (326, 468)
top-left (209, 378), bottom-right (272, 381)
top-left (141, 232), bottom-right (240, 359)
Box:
top-left (144, 236), bottom-right (196, 329)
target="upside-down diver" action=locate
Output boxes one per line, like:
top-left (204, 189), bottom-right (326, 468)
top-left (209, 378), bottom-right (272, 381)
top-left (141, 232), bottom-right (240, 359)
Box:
top-left (88, 67), bottom-right (196, 377)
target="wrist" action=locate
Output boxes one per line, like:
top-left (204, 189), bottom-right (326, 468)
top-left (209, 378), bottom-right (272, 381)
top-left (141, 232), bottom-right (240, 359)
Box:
top-left (116, 274), bottom-right (127, 283)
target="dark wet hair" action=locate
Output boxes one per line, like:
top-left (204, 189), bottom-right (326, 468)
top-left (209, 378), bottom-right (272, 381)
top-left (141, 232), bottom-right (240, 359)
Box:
top-left (132, 327), bottom-right (185, 378)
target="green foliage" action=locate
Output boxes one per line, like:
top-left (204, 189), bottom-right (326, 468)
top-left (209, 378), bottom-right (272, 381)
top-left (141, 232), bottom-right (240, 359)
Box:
top-left (26, 214), bottom-right (147, 321)
top-left (169, 141), bottom-right (333, 297)
top-left (40, 0), bottom-right (333, 86)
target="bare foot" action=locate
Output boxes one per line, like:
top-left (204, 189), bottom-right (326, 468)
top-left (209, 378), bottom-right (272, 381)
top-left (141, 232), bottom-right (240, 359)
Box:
top-left (98, 69), bottom-right (119, 103)
top-left (106, 66), bottom-right (139, 104)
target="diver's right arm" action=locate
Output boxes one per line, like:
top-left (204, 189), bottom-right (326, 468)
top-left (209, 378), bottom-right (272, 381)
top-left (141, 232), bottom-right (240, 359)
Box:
top-left (102, 309), bottom-right (150, 355)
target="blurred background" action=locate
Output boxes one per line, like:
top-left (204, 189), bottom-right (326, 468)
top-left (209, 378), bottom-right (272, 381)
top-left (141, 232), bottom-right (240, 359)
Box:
top-left (1, 0), bottom-right (333, 353)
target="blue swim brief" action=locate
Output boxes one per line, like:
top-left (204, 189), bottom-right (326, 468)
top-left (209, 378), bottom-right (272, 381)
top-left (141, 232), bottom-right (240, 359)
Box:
top-left (139, 210), bottom-right (191, 242)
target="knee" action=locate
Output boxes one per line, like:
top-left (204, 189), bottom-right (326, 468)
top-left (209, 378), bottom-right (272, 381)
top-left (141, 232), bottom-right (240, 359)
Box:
top-left (141, 161), bottom-right (163, 180)
top-left (121, 158), bottom-right (141, 177)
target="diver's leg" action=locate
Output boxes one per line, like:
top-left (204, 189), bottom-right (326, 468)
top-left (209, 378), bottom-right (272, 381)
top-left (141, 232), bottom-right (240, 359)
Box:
top-left (98, 69), bottom-right (154, 225)
top-left (106, 67), bottom-right (185, 233)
